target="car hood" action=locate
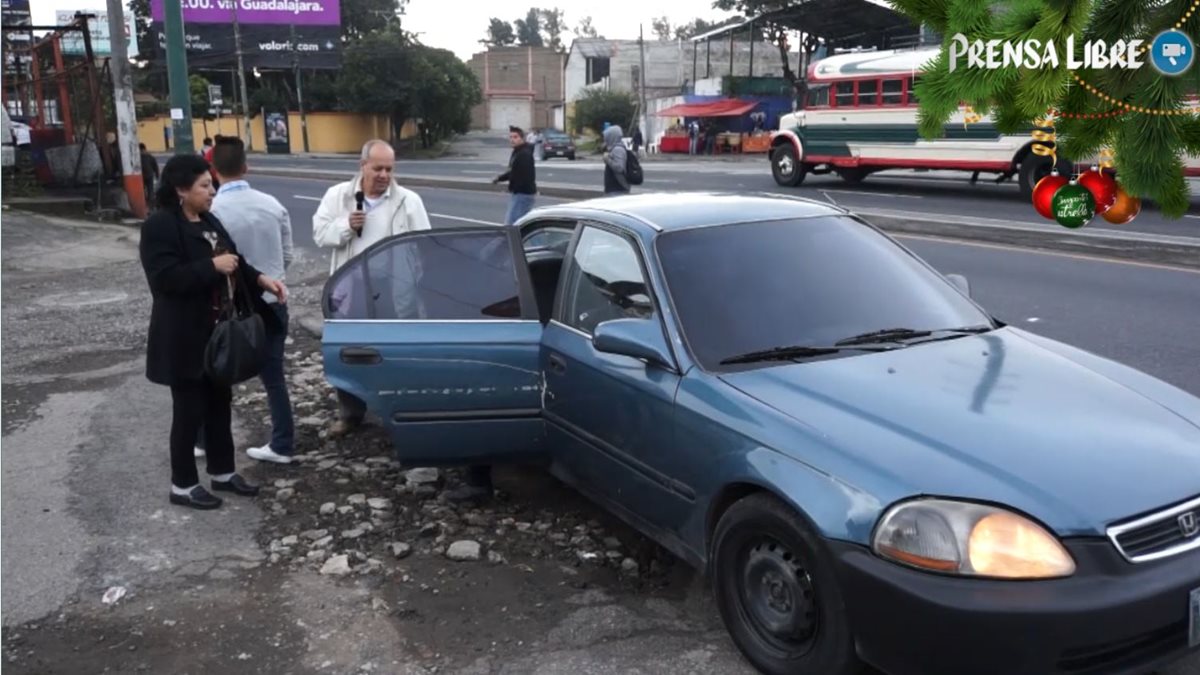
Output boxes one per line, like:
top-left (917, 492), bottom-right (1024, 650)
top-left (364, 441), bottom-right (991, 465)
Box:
top-left (719, 327), bottom-right (1200, 536)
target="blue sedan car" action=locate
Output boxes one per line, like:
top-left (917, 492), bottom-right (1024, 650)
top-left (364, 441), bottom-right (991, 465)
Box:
top-left (321, 193), bottom-right (1200, 675)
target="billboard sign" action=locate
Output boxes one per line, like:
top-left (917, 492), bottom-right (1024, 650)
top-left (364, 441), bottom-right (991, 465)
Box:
top-left (148, 0), bottom-right (340, 69)
top-left (149, 0), bottom-right (340, 25)
top-left (1, 0), bottom-right (30, 11)
top-left (55, 10), bottom-right (140, 58)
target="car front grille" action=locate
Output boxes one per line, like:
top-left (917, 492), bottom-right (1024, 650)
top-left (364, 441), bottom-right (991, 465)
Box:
top-left (1106, 495), bottom-right (1200, 563)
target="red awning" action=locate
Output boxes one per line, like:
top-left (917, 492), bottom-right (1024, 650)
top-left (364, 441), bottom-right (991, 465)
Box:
top-left (655, 99), bottom-right (759, 118)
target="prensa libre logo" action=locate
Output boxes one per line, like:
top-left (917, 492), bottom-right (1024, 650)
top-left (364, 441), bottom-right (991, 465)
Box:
top-left (949, 34), bottom-right (1148, 72)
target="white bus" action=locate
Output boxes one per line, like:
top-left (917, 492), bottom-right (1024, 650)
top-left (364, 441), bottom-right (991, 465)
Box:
top-left (769, 46), bottom-right (1200, 199)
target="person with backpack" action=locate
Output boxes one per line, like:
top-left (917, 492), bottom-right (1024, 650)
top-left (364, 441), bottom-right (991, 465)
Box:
top-left (602, 125), bottom-right (642, 195)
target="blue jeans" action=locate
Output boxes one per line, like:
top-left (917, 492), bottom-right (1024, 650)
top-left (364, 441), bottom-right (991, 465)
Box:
top-left (505, 193), bottom-right (536, 225)
top-left (197, 303), bottom-right (294, 456)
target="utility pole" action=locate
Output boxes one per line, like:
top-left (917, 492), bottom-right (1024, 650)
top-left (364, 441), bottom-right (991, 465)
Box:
top-left (290, 24), bottom-right (309, 153)
top-left (638, 24), bottom-right (651, 151)
top-left (106, 0), bottom-right (146, 216)
top-left (162, 0), bottom-right (194, 154)
top-left (231, 2), bottom-right (253, 150)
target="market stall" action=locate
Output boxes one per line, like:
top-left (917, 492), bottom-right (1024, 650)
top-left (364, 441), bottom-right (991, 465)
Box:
top-left (654, 98), bottom-right (767, 154)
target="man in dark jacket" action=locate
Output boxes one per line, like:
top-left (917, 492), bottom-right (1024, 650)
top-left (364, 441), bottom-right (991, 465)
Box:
top-left (140, 143), bottom-right (159, 206)
top-left (494, 125), bottom-right (537, 225)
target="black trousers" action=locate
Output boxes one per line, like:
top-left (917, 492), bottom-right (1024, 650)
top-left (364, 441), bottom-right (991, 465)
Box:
top-left (170, 377), bottom-right (236, 488)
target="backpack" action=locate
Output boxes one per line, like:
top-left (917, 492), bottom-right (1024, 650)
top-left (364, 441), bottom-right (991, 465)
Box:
top-left (625, 151), bottom-right (644, 186)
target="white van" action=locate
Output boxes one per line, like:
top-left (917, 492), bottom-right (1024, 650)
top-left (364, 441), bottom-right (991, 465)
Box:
top-left (769, 46), bottom-right (1200, 198)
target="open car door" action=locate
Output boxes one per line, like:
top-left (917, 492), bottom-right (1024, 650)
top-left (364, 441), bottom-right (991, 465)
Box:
top-left (321, 226), bottom-right (544, 465)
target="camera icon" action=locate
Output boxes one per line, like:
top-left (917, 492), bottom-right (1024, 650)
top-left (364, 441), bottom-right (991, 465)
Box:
top-left (1151, 30), bottom-right (1195, 76)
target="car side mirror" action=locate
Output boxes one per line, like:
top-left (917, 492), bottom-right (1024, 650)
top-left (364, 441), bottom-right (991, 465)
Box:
top-left (945, 273), bottom-right (971, 298)
top-left (593, 318), bottom-right (675, 370)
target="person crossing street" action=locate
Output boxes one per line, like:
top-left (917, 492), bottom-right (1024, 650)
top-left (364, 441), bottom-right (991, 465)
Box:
top-left (494, 126), bottom-right (537, 225)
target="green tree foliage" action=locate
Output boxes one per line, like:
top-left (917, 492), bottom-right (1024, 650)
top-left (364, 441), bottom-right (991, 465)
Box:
top-left (575, 16), bottom-right (599, 39)
top-left (889, 0), bottom-right (1200, 218)
top-left (652, 17), bottom-right (673, 41)
top-left (188, 74), bottom-right (213, 118)
top-left (572, 89), bottom-right (636, 135)
top-left (515, 8), bottom-right (544, 47)
top-left (484, 18), bottom-right (517, 46)
top-left (540, 8), bottom-right (567, 51)
top-left (338, 29), bottom-right (481, 141)
top-left (341, 0), bottom-right (405, 42)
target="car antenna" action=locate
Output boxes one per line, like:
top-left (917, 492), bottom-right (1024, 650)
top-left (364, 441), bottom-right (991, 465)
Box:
top-left (819, 190), bottom-right (840, 208)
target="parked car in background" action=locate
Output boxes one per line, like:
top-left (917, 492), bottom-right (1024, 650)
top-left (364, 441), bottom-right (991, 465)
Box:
top-left (538, 129), bottom-right (576, 160)
top-left (321, 193), bottom-right (1200, 675)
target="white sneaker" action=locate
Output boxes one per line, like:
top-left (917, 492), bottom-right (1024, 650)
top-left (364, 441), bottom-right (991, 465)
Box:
top-left (247, 444), bottom-right (293, 465)
top-left (194, 446), bottom-right (206, 458)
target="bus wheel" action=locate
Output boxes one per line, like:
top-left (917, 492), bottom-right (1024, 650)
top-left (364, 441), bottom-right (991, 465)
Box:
top-left (772, 145), bottom-right (807, 187)
top-left (1018, 154), bottom-right (1071, 200)
top-left (837, 168), bottom-right (867, 184)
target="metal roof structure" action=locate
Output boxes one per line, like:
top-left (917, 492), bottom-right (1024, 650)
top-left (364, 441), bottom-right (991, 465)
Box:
top-left (692, 0), bottom-right (921, 51)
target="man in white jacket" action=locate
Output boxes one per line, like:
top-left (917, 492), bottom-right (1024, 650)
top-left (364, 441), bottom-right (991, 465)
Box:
top-left (313, 139), bottom-right (432, 436)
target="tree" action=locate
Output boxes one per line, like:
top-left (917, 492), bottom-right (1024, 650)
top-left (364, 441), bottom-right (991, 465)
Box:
top-left (189, 74), bottom-right (215, 136)
top-left (483, 18), bottom-right (516, 46)
top-left (652, 16), bottom-right (672, 41)
top-left (339, 28), bottom-right (482, 143)
top-left (572, 89), bottom-right (636, 135)
top-left (341, 0), bottom-right (405, 42)
top-left (515, 8), bottom-right (544, 47)
top-left (889, 0), bottom-right (1200, 218)
top-left (575, 16), bottom-right (599, 39)
top-left (540, 8), bottom-right (567, 51)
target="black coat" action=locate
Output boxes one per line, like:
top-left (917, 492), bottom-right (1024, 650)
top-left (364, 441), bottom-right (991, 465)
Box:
top-left (139, 209), bottom-right (279, 386)
top-left (497, 143), bottom-right (536, 194)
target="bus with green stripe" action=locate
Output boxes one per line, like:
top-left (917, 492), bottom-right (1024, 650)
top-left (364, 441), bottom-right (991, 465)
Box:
top-left (769, 46), bottom-right (1200, 198)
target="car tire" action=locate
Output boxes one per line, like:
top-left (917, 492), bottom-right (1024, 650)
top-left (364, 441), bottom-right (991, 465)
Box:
top-left (771, 144), bottom-right (806, 187)
top-left (1018, 153), bottom-right (1072, 201)
top-left (711, 493), bottom-right (859, 675)
top-left (567, 153), bottom-right (575, 160)
top-left (837, 167), bottom-right (868, 184)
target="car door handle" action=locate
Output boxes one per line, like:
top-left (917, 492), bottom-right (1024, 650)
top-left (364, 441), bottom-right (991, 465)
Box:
top-left (547, 354), bottom-right (567, 375)
top-left (340, 347), bottom-right (381, 365)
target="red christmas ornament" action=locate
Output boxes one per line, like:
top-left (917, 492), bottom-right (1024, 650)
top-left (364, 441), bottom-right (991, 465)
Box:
top-left (1077, 167), bottom-right (1118, 214)
top-left (1032, 170), bottom-right (1069, 220)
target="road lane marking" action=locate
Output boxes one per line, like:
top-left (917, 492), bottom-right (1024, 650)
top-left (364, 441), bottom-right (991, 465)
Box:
top-left (294, 195), bottom-right (321, 201)
top-left (1185, 214), bottom-right (1199, 220)
top-left (893, 233), bottom-right (1200, 275)
top-left (430, 213), bottom-right (500, 226)
top-left (807, 188), bottom-right (924, 200)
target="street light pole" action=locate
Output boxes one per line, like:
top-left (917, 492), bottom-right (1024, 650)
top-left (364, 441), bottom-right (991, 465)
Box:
top-left (231, 1), bottom-right (253, 150)
top-left (290, 23), bottom-right (310, 153)
top-left (106, 0), bottom-right (146, 216)
top-left (162, 0), bottom-right (194, 153)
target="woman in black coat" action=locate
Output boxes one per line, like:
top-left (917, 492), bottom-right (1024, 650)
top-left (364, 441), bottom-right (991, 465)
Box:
top-left (140, 154), bottom-right (286, 510)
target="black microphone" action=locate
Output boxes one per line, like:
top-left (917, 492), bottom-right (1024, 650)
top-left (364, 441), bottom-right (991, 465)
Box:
top-left (354, 190), bottom-right (364, 237)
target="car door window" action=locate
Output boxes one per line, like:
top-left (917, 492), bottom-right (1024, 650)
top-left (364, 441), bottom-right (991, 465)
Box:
top-left (324, 229), bottom-right (527, 320)
top-left (560, 226), bottom-right (654, 335)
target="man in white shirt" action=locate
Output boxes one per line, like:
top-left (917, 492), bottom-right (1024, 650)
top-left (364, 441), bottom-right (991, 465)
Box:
top-left (196, 136), bottom-right (296, 465)
top-left (313, 139), bottom-right (432, 436)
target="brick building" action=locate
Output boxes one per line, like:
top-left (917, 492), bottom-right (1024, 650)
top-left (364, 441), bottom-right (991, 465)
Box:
top-left (467, 46), bottom-right (566, 132)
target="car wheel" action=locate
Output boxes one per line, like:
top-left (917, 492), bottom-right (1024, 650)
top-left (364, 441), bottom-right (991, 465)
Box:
top-left (1018, 153), bottom-right (1072, 201)
top-left (712, 493), bottom-right (859, 675)
top-left (837, 167), bottom-right (868, 184)
top-left (567, 153), bottom-right (576, 160)
top-left (771, 144), bottom-right (806, 187)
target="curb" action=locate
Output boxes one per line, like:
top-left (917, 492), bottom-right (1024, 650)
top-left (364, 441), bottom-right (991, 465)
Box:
top-left (252, 167), bottom-right (1200, 269)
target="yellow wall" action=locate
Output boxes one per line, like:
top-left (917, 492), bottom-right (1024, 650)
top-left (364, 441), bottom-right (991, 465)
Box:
top-left (137, 112), bottom-right (417, 154)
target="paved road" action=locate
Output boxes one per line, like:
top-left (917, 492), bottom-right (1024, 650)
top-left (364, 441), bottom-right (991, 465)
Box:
top-left (235, 149), bottom-right (1200, 239)
top-left (258, 174), bottom-right (1200, 396)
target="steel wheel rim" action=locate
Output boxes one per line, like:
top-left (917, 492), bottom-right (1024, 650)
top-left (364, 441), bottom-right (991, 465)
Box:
top-left (736, 535), bottom-right (819, 655)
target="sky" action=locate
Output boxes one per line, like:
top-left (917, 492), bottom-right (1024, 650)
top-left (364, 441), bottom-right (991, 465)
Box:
top-left (31, 0), bottom-right (740, 61)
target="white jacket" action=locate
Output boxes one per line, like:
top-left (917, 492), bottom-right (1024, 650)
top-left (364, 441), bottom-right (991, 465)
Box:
top-left (313, 175), bottom-right (433, 319)
top-left (312, 174), bottom-right (432, 275)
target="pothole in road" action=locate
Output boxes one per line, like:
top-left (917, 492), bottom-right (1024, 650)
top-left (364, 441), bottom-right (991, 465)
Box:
top-left (35, 290), bottom-right (129, 308)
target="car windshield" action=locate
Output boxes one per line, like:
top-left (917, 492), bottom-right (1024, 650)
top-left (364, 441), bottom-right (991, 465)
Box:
top-left (655, 217), bottom-right (994, 370)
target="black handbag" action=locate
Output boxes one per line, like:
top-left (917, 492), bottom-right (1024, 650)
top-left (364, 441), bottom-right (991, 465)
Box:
top-left (204, 268), bottom-right (268, 386)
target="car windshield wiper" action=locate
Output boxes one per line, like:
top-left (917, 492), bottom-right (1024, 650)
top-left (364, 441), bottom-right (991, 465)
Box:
top-left (719, 344), bottom-right (890, 366)
top-left (835, 325), bottom-right (994, 347)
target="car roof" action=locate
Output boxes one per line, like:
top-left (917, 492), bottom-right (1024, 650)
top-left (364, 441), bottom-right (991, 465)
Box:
top-left (546, 192), bottom-right (850, 233)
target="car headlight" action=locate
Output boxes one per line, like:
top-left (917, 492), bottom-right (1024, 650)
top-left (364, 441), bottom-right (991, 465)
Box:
top-left (872, 499), bottom-right (1075, 579)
